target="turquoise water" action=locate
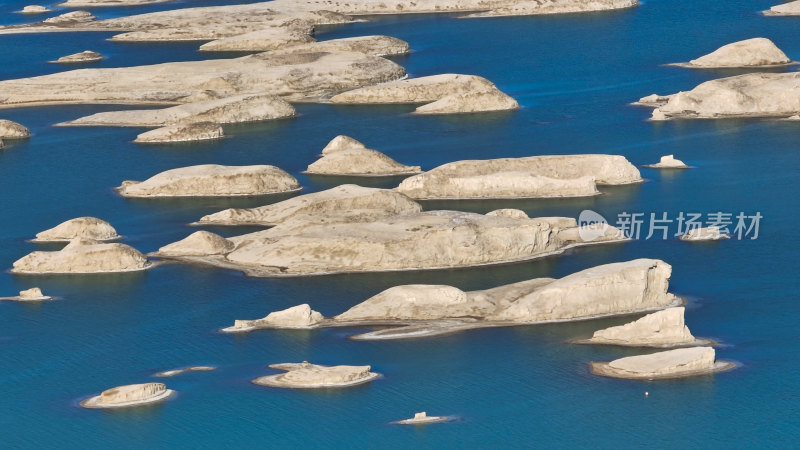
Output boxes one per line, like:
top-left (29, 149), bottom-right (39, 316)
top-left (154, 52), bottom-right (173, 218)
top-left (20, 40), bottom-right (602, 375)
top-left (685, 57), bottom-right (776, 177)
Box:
top-left (1, 0), bottom-right (799, 447)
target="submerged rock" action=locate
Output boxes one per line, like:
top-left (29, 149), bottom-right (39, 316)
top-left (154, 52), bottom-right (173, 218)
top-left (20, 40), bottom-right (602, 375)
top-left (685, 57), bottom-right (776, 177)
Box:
top-left (679, 226), bottom-right (730, 242)
top-left (225, 304), bottom-right (324, 331)
top-left (585, 307), bottom-right (696, 347)
top-left (117, 164), bottom-right (300, 198)
top-left (52, 50), bottom-right (104, 64)
top-left (156, 231), bottom-right (235, 256)
top-left (64, 94), bottom-right (296, 127)
top-left (395, 154), bottom-right (641, 200)
top-left (643, 155), bottom-right (690, 169)
top-left (305, 136), bottom-right (421, 176)
top-left (252, 362), bottom-right (379, 388)
top-left (81, 383), bottom-right (173, 409)
top-left (0, 120), bottom-right (31, 139)
top-left (11, 239), bottom-right (150, 274)
top-left (34, 217), bottom-right (120, 242)
top-left (590, 347), bottom-right (732, 379)
top-left (134, 122), bottom-right (224, 143)
top-left (197, 184), bottom-right (421, 226)
top-left (154, 366), bottom-right (215, 377)
top-left (199, 28), bottom-right (315, 52)
top-left (682, 38), bottom-right (791, 68)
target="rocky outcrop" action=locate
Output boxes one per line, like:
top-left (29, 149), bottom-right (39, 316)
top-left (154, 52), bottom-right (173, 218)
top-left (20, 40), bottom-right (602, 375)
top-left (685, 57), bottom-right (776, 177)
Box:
top-left (34, 217), bottom-right (120, 242)
top-left (117, 164), bottom-right (300, 198)
top-left (156, 231), bottom-right (235, 256)
top-left (252, 362), bottom-right (379, 388)
top-left (395, 154), bottom-right (642, 200)
top-left (199, 28), bottom-right (315, 52)
top-left (337, 285), bottom-right (490, 321)
top-left (590, 347), bottom-right (733, 379)
top-left (224, 304), bottom-right (324, 332)
top-left (643, 155), bottom-right (690, 169)
top-left (267, 35), bottom-right (410, 57)
top-left (395, 412), bottom-right (448, 425)
top-left (52, 50), bottom-right (104, 64)
top-left (645, 73), bottom-right (800, 119)
top-left (134, 122), bottom-right (224, 143)
top-left (675, 38), bottom-right (791, 68)
top-left (0, 52), bottom-right (405, 108)
top-left (63, 94), bottom-right (296, 127)
top-left (19, 5), bottom-right (51, 13)
top-left (0, 120), bottom-right (31, 139)
top-left (81, 383), bottom-right (174, 409)
top-left (330, 74), bottom-right (518, 114)
top-left (763, 1), bottom-right (800, 16)
top-left (154, 366), bottom-right (215, 377)
top-left (19, 287), bottom-right (46, 299)
top-left (197, 184), bottom-right (421, 226)
top-left (679, 226), bottom-right (730, 242)
top-left (42, 11), bottom-right (96, 24)
top-left (486, 209), bottom-right (528, 219)
top-left (584, 307), bottom-right (696, 347)
top-left (11, 239), bottom-right (150, 274)
top-left (305, 136), bottom-right (421, 176)
top-left (58, 0), bottom-right (174, 6)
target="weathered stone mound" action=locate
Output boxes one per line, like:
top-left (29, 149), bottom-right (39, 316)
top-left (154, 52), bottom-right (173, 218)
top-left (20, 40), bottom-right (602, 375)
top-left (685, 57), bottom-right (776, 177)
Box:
top-left (587, 307), bottom-right (695, 346)
top-left (395, 154), bottom-right (641, 200)
top-left (486, 209), bottom-right (528, 219)
top-left (227, 304), bottom-right (324, 331)
top-left (336, 285), bottom-right (487, 321)
top-left (679, 226), bottom-right (730, 242)
top-left (19, 287), bottom-right (46, 299)
top-left (12, 239), bottom-right (150, 274)
top-left (415, 89), bottom-right (519, 114)
top-left (34, 217), bottom-right (120, 242)
top-left (117, 164), bottom-right (300, 198)
top-left (0, 120), bottom-right (31, 139)
top-left (267, 35), bottom-right (410, 57)
top-left (156, 231), bottom-right (235, 256)
top-left (42, 11), bottom-right (96, 24)
top-left (647, 73), bottom-right (800, 119)
top-left (53, 50), bottom-right (104, 64)
top-left (199, 28), bottom-right (315, 52)
top-left (134, 122), bottom-right (224, 143)
top-left (81, 383), bottom-right (173, 409)
top-left (643, 155), bottom-right (689, 169)
top-left (64, 94), bottom-right (296, 127)
top-left (305, 136), bottom-right (421, 176)
top-left (19, 5), bottom-right (51, 14)
top-left (253, 362), bottom-right (379, 388)
top-left (590, 347), bottom-right (730, 379)
top-left (198, 184), bottom-right (421, 226)
top-left (684, 38), bottom-right (791, 68)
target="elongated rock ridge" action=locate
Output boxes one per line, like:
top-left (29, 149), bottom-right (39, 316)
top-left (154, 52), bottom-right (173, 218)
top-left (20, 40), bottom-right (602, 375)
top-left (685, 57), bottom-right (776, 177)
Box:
top-left (395, 154), bottom-right (641, 199)
top-left (81, 383), bottom-right (174, 409)
top-left (63, 94), bottom-right (296, 127)
top-left (305, 136), bottom-right (421, 176)
top-left (590, 347), bottom-right (733, 379)
top-left (157, 210), bottom-right (625, 277)
top-left (763, 1), bottom-right (800, 16)
top-left (266, 36), bottom-right (410, 57)
top-left (34, 217), bottom-right (120, 242)
top-left (197, 184), bottom-right (422, 226)
top-left (226, 259), bottom-right (678, 335)
top-left (675, 38), bottom-right (791, 68)
top-left (134, 122), bottom-right (224, 143)
top-left (225, 304), bottom-right (324, 331)
top-left (583, 307), bottom-right (696, 346)
top-left (59, 0), bottom-right (174, 6)
top-left (11, 239), bottom-right (150, 274)
top-left (117, 164), bottom-right (300, 198)
top-left (252, 362), bottom-right (379, 388)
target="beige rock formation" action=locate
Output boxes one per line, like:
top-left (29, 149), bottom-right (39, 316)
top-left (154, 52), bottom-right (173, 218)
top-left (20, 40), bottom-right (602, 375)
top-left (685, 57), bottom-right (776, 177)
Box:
top-left (336, 285), bottom-right (487, 321)
top-left (395, 154), bottom-right (642, 200)
top-left (414, 89), bottom-right (519, 114)
top-left (486, 209), bottom-right (528, 219)
top-left (63, 94), bottom-right (296, 127)
top-left (154, 366), bottom-right (215, 377)
top-left (52, 50), bottom-right (104, 64)
top-left (42, 11), bottom-right (96, 24)
top-left (590, 347), bottom-right (732, 379)
top-left (19, 287), bottom-right (45, 299)
top-left (305, 136), bottom-right (421, 176)
top-left (11, 239), bottom-right (150, 274)
top-left (34, 217), bottom-right (120, 242)
top-left (678, 38), bottom-right (791, 68)
top-left (134, 122), bottom-right (224, 143)
top-left (267, 35), bottom-right (410, 57)
top-left (0, 52), bottom-right (405, 108)
top-left (199, 28), bottom-right (315, 52)
top-left (0, 120), bottom-right (31, 139)
top-left (395, 412), bottom-right (448, 425)
top-left (646, 73), bottom-right (800, 119)
top-left (81, 383), bottom-right (174, 409)
top-left (58, 0), bottom-right (174, 6)
top-left (116, 164), bottom-right (300, 198)
top-left (19, 5), bottom-right (51, 13)
top-left (253, 362), bottom-right (379, 388)
top-left (679, 226), bottom-right (730, 242)
top-left (634, 93), bottom-right (672, 107)
top-left (156, 231), bottom-right (235, 256)
top-left (330, 74), bottom-right (518, 114)
top-left (224, 304), bottom-right (325, 332)
top-left (643, 155), bottom-right (690, 169)
top-left (585, 307), bottom-right (696, 346)
top-left (197, 184), bottom-right (421, 226)
top-left (763, 1), bottom-right (800, 16)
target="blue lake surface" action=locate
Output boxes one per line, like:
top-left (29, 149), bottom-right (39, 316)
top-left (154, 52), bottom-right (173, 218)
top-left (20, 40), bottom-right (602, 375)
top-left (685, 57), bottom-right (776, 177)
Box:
top-left (0, 0), bottom-right (798, 447)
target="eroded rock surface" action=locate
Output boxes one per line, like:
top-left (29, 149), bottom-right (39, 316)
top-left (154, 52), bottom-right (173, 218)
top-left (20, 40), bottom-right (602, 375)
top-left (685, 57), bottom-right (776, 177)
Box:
top-left (0, 120), bottom-right (31, 139)
top-left (52, 50), bottom-right (104, 64)
top-left (134, 122), bottom-right (224, 143)
top-left (156, 231), bottom-right (235, 256)
top-left (679, 38), bottom-right (791, 68)
top-left (252, 362), bottom-right (379, 388)
top-left (585, 307), bottom-right (696, 346)
top-left (643, 155), bottom-right (689, 169)
top-left (12, 239), bottom-right (150, 274)
top-left (81, 383), bottom-right (173, 408)
top-left (225, 304), bottom-right (324, 331)
top-left (34, 217), bottom-right (120, 242)
top-left (590, 347), bottom-right (732, 379)
top-left (305, 136), bottom-right (421, 176)
top-left (679, 226), bottom-right (730, 242)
